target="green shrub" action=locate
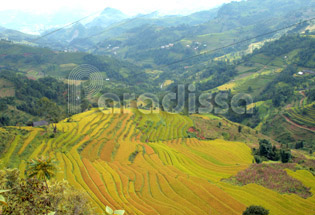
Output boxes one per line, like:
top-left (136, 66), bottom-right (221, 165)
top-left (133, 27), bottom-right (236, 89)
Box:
top-left (280, 149), bottom-right (291, 163)
top-left (243, 205), bottom-right (269, 215)
top-left (1, 168), bottom-right (96, 214)
top-left (258, 139), bottom-right (279, 161)
top-left (254, 155), bottom-right (263, 164)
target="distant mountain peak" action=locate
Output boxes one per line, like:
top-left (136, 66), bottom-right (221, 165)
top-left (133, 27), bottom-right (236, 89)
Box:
top-left (101, 7), bottom-right (126, 16)
top-left (85, 7), bottom-right (128, 28)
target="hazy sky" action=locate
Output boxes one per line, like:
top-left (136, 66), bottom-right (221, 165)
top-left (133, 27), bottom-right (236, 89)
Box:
top-left (0, 0), bottom-right (240, 15)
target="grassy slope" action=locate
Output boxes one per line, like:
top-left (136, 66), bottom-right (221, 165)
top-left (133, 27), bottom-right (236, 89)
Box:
top-left (1, 109), bottom-right (315, 214)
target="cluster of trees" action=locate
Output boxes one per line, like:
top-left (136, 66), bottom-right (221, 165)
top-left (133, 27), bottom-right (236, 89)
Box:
top-left (83, 54), bottom-right (120, 79)
top-left (0, 71), bottom-right (67, 126)
top-left (243, 205), bottom-right (269, 215)
top-left (0, 41), bottom-right (52, 67)
top-left (271, 85), bottom-right (294, 107)
top-left (198, 62), bottom-right (237, 91)
top-left (0, 116), bottom-right (10, 127)
top-left (0, 98), bottom-right (14, 112)
top-left (17, 97), bottom-right (64, 123)
top-left (82, 53), bottom-right (147, 85)
top-left (295, 140), bottom-right (304, 149)
top-left (0, 157), bottom-right (96, 215)
top-left (253, 139), bottom-right (292, 163)
top-left (0, 71), bottom-right (67, 104)
top-left (253, 35), bottom-right (314, 59)
top-left (306, 89), bottom-right (315, 102)
top-left (258, 66), bottom-right (296, 107)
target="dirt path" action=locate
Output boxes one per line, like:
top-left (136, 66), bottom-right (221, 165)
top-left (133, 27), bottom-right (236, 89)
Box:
top-left (282, 114), bottom-right (315, 132)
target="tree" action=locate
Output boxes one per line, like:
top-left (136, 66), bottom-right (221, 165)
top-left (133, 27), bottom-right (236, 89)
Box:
top-left (280, 149), bottom-right (291, 163)
top-left (238, 125), bottom-right (243, 133)
top-left (243, 205), bottom-right (269, 215)
top-left (0, 115), bottom-right (10, 126)
top-left (25, 157), bottom-right (57, 190)
top-left (258, 139), bottom-right (272, 157)
top-left (1, 168), bottom-right (96, 214)
top-left (295, 141), bottom-right (304, 149)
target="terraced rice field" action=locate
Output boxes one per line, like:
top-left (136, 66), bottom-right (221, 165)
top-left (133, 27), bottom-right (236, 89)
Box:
top-left (284, 103), bottom-right (315, 129)
top-left (1, 108), bottom-right (315, 214)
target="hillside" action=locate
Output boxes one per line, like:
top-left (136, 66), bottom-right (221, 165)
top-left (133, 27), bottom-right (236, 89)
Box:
top-left (1, 109), bottom-right (315, 214)
top-left (0, 41), bottom-right (154, 126)
top-left (0, 40), bottom-right (145, 83)
top-left (0, 71), bottom-right (67, 126)
top-left (1, 32), bottom-right (314, 147)
top-left (211, 34), bottom-right (315, 149)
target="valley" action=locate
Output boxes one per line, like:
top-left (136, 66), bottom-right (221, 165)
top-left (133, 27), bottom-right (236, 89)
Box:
top-left (0, 0), bottom-right (315, 214)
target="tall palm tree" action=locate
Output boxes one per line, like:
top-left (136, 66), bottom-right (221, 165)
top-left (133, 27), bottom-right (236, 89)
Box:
top-left (25, 157), bottom-right (57, 190)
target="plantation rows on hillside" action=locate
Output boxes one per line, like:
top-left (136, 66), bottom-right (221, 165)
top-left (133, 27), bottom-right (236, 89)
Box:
top-left (284, 103), bottom-right (315, 129)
